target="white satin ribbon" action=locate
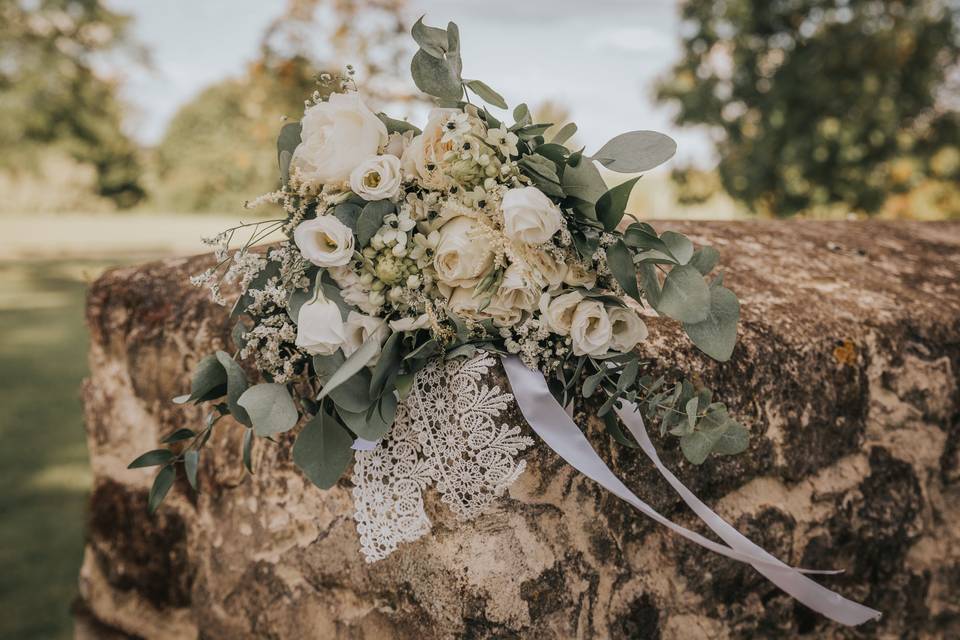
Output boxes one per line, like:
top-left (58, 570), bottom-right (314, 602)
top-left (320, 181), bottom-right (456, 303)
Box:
top-left (500, 355), bottom-right (881, 626)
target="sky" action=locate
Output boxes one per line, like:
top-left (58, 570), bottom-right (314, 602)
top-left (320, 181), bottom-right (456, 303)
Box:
top-left (106, 0), bottom-right (714, 169)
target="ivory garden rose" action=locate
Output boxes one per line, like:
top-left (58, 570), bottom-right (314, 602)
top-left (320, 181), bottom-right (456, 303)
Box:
top-left (501, 186), bottom-right (564, 245)
top-left (291, 92), bottom-right (387, 187)
top-left (433, 216), bottom-right (494, 288)
top-left (350, 155), bottom-right (403, 201)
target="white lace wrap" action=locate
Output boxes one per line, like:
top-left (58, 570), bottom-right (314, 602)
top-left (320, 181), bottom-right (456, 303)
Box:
top-left (351, 352), bottom-right (534, 562)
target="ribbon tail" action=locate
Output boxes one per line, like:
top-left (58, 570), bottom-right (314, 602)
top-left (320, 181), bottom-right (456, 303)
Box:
top-left (500, 356), bottom-right (881, 627)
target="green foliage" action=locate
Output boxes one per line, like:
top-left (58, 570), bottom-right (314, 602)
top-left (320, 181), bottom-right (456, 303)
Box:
top-left (656, 0), bottom-right (960, 216)
top-left (238, 383), bottom-right (299, 437)
top-left (293, 410), bottom-right (355, 490)
top-left (0, 0), bottom-right (145, 207)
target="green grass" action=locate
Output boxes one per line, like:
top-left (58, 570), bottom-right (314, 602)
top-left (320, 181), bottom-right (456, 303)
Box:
top-left (0, 260), bottom-right (118, 639)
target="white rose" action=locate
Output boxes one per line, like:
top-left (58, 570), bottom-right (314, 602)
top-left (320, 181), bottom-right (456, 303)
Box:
top-left (291, 92), bottom-right (387, 187)
top-left (501, 186), bottom-right (564, 245)
top-left (447, 286), bottom-right (492, 322)
top-left (341, 311), bottom-right (389, 361)
top-left (524, 248), bottom-right (568, 291)
top-left (295, 296), bottom-right (347, 356)
top-left (607, 306), bottom-right (649, 353)
top-left (349, 154), bottom-right (403, 201)
top-left (538, 291), bottom-right (583, 335)
top-left (294, 216), bottom-right (356, 267)
top-left (433, 216), bottom-right (494, 288)
top-left (389, 313), bottom-right (430, 332)
top-left (570, 299), bottom-right (613, 356)
top-left (402, 108), bottom-right (459, 190)
top-left (563, 260), bottom-right (598, 289)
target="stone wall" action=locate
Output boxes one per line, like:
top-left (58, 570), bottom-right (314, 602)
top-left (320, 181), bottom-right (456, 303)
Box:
top-left (78, 221), bottom-right (960, 639)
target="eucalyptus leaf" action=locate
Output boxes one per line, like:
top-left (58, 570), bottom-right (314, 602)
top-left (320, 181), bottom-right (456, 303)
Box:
top-left (638, 263), bottom-right (661, 307)
top-left (465, 79), bottom-right (507, 109)
top-left (592, 130), bottom-right (677, 173)
top-left (277, 122), bottom-right (301, 185)
top-left (292, 411), bottom-right (354, 490)
top-left (160, 428), bottom-right (195, 444)
top-left (411, 48), bottom-right (463, 100)
top-left (411, 16), bottom-right (448, 58)
top-left (242, 428), bottom-right (254, 473)
top-left (606, 239), bottom-right (641, 302)
top-left (596, 176), bottom-right (641, 231)
top-left (187, 354), bottom-right (227, 403)
top-left (370, 332), bottom-right (401, 397)
top-left (712, 422), bottom-right (750, 456)
top-left (377, 112), bottom-right (421, 135)
top-left (682, 286), bottom-right (740, 361)
top-left (603, 412), bottom-right (639, 449)
top-left (561, 156), bottom-right (606, 208)
top-left (148, 466), bottom-right (176, 514)
top-left (332, 202), bottom-right (361, 234)
top-left (357, 200), bottom-right (394, 247)
top-left (128, 449), bottom-right (174, 469)
top-left (656, 265), bottom-right (711, 324)
top-left (512, 103), bottom-right (531, 127)
top-left (237, 383), bottom-right (299, 437)
top-left (316, 334), bottom-right (381, 402)
top-left (680, 429), bottom-right (722, 465)
top-left (184, 450), bottom-right (199, 490)
top-left (660, 231), bottom-right (694, 265)
top-left (551, 122), bottom-right (578, 145)
top-left (690, 246), bottom-right (720, 275)
top-left (328, 368), bottom-right (374, 413)
top-left (215, 351), bottom-right (251, 426)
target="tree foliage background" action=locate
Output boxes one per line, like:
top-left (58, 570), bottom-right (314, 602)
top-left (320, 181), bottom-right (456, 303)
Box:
top-left (152, 0), bottom-right (415, 213)
top-left (656, 0), bottom-right (960, 218)
top-left (0, 0), bottom-right (146, 208)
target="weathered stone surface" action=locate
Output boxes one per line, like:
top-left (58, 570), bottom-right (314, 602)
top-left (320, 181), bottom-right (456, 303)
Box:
top-left (78, 221), bottom-right (960, 639)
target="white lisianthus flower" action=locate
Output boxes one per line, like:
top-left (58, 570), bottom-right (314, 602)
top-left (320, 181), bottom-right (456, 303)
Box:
top-left (607, 306), bottom-right (649, 353)
top-left (349, 154), bottom-right (403, 201)
top-left (295, 295), bottom-right (347, 356)
top-left (389, 313), bottom-right (430, 332)
top-left (501, 186), bottom-right (564, 245)
top-left (563, 260), bottom-right (598, 289)
top-left (570, 299), bottom-right (613, 356)
top-left (525, 248), bottom-right (568, 291)
top-left (538, 291), bottom-right (583, 335)
top-left (402, 107), bottom-right (459, 190)
top-left (341, 311), bottom-right (389, 360)
top-left (294, 216), bottom-right (356, 267)
top-left (433, 216), bottom-right (494, 288)
top-left (484, 125), bottom-right (519, 157)
top-left (291, 92), bottom-right (387, 187)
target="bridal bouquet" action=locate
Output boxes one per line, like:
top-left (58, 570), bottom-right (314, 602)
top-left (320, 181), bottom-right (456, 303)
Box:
top-left (130, 18), bottom-right (878, 625)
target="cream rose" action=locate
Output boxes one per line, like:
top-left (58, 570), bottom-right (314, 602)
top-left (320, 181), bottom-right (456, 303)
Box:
top-left (570, 299), bottom-right (613, 356)
top-left (349, 154), bottom-right (402, 201)
top-left (494, 263), bottom-right (540, 312)
top-left (341, 311), bottom-right (389, 360)
top-left (291, 92), bottom-right (387, 187)
top-left (294, 216), bottom-right (355, 267)
top-left (433, 216), bottom-right (494, 288)
top-left (501, 186), bottom-right (564, 245)
top-left (607, 306), bottom-right (649, 353)
top-left (563, 260), bottom-right (598, 289)
top-left (401, 108), bottom-right (459, 190)
top-left (295, 296), bottom-right (347, 356)
top-left (524, 248), bottom-right (568, 290)
top-left (447, 286), bottom-right (492, 322)
top-left (538, 291), bottom-right (583, 335)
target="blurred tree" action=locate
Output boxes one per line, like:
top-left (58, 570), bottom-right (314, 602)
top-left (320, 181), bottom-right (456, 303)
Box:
top-left (0, 0), bottom-right (145, 208)
top-left (153, 0), bottom-right (414, 213)
top-left (656, 0), bottom-right (960, 217)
